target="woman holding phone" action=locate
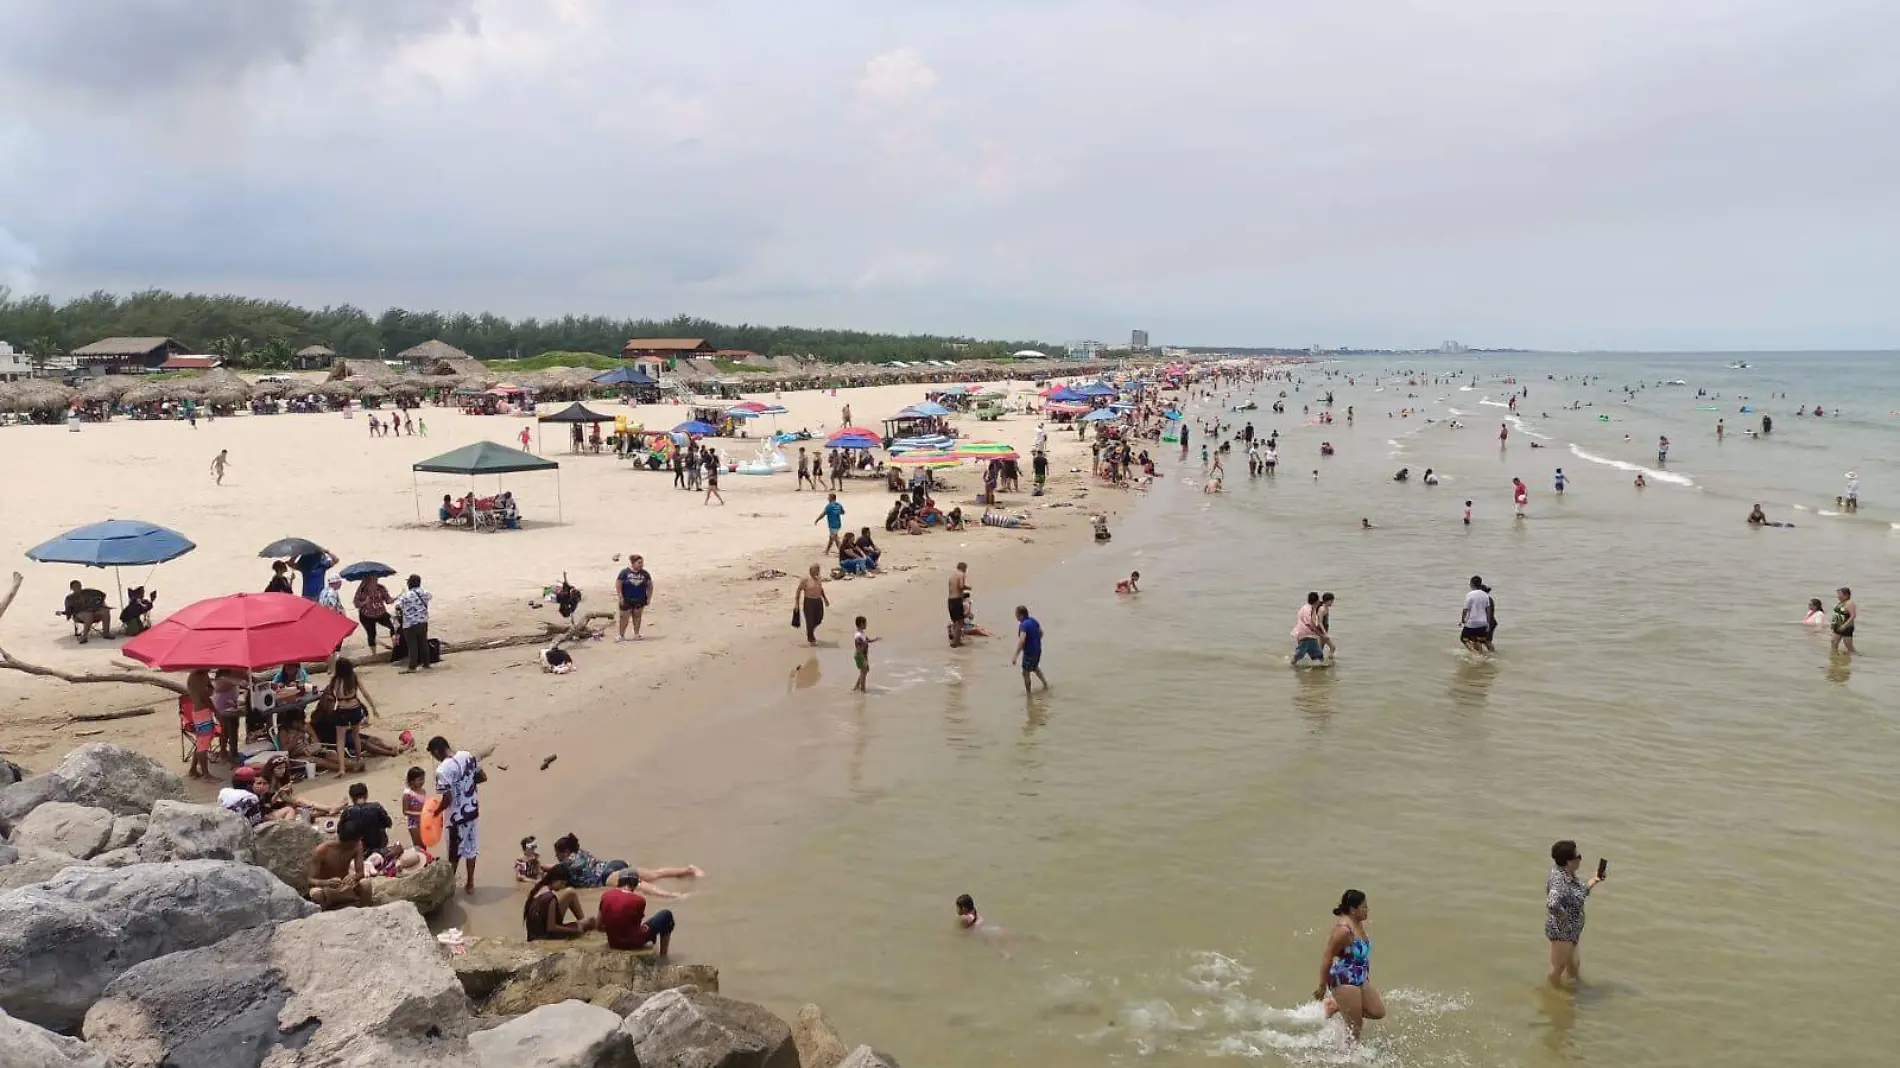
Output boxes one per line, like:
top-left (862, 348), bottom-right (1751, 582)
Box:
top-left (1546, 839), bottom-right (1605, 987)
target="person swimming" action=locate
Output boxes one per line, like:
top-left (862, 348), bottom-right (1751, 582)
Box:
top-left (1804, 598), bottom-right (1827, 625)
top-left (1748, 503), bottom-right (1767, 525)
top-left (1393, 468), bottom-right (1409, 482)
top-left (956, 894), bottom-right (981, 930)
top-left (1422, 468), bottom-right (1438, 485)
top-left (1115, 571), bottom-right (1140, 594)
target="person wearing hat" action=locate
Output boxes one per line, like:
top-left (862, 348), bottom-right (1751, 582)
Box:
top-left (218, 768), bottom-right (266, 826)
top-left (317, 575), bottom-right (347, 615)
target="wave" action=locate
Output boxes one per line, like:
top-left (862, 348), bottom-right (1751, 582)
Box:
top-left (1478, 397), bottom-right (1510, 409)
top-left (1504, 413), bottom-right (1551, 442)
top-left (1567, 444), bottom-right (1694, 486)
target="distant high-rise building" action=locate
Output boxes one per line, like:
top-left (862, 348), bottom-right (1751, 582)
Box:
top-left (1440, 340), bottom-right (1467, 354)
top-left (1066, 340), bottom-right (1105, 360)
top-left (1130, 329), bottom-right (1150, 351)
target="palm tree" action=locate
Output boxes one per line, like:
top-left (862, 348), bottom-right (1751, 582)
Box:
top-left (24, 336), bottom-right (61, 376)
top-left (209, 335), bottom-right (252, 369)
top-left (257, 338), bottom-right (294, 369)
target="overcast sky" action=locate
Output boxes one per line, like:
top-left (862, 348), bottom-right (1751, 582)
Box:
top-left (1, 0), bottom-right (1895, 350)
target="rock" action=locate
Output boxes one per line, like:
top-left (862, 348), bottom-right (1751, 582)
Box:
top-left (251, 819), bottom-right (322, 894)
top-left (620, 988), bottom-right (798, 1068)
top-left (105, 814), bottom-right (148, 852)
top-left (836, 1047), bottom-right (900, 1068)
top-left (476, 940), bottom-right (719, 1017)
top-left (137, 800), bottom-right (255, 863)
top-left (368, 855), bottom-right (457, 917)
top-left (8, 801), bottom-right (116, 859)
top-left (0, 744), bottom-right (185, 832)
top-left (254, 809), bottom-right (324, 893)
top-left (0, 843), bottom-right (80, 891)
top-left (0, 1007), bottom-right (110, 1068)
top-left (792, 1005), bottom-right (850, 1068)
top-left (0, 757), bottom-right (25, 787)
top-left (85, 846), bottom-right (143, 869)
top-left (84, 903), bottom-right (472, 1067)
top-left (453, 938), bottom-right (552, 1003)
top-left (0, 859), bottom-right (314, 1032)
top-left (470, 999), bottom-right (633, 1068)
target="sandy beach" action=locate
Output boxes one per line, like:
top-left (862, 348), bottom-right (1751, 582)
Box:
top-left (0, 379), bottom-right (1107, 834)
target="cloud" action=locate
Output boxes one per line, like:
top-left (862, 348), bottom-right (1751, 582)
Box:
top-left (0, 0), bottom-right (1896, 348)
top-left (855, 48), bottom-right (939, 111)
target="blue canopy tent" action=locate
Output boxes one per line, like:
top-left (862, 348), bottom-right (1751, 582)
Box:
top-left (593, 366), bottom-right (659, 387)
top-left (1080, 408), bottom-right (1121, 423)
top-left (1045, 388), bottom-right (1088, 404)
top-left (26, 519), bottom-right (196, 602)
top-left (1075, 382), bottom-right (1118, 398)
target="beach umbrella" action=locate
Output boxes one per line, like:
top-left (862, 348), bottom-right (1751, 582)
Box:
top-left (826, 426), bottom-right (881, 445)
top-left (1045, 388), bottom-right (1088, 404)
top-left (1081, 408), bottom-right (1121, 423)
top-left (1076, 382), bottom-right (1118, 397)
top-left (123, 592), bottom-right (358, 672)
top-left (673, 420), bottom-right (719, 436)
top-left (900, 401), bottom-right (952, 417)
top-left (955, 442), bottom-right (1019, 462)
top-left (258, 537), bottom-right (325, 559)
top-left (887, 449), bottom-right (960, 469)
top-left (27, 520), bottom-right (195, 568)
top-left (728, 401), bottom-right (769, 413)
top-left (1046, 402), bottom-right (1089, 415)
top-left (338, 561), bottom-right (397, 581)
top-left (26, 519), bottom-right (197, 603)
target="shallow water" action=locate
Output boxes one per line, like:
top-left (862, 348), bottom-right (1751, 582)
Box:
top-left (574, 352), bottom-right (1900, 1067)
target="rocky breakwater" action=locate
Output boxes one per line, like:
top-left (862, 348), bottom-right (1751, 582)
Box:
top-left (0, 743), bottom-right (907, 1067)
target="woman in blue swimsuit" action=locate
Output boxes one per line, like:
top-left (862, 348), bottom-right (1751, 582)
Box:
top-left (1315, 889), bottom-right (1385, 1043)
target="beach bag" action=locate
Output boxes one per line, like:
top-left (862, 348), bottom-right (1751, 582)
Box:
top-left (791, 604), bottom-right (802, 628)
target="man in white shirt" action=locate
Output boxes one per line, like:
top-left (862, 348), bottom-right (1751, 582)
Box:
top-left (1460, 575), bottom-right (1495, 655)
top-left (429, 734), bottom-right (485, 894)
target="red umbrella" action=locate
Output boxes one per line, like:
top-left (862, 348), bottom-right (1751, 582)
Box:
top-left (122, 592), bottom-right (359, 671)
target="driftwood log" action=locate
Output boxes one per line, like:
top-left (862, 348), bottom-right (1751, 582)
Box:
top-left (0, 573), bottom-right (613, 701)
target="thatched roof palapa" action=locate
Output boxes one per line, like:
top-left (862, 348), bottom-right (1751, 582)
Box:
top-left (296, 344), bottom-right (336, 359)
top-left (397, 339), bottom-right (476, 366)
top-left (11, 381), bottom-right (74, 412)
top-left (315, 380), bottom-right (359, 400)
top-left (329, 359), bottom-right (395, 382)
top-left (78, 375), bottom-right (142, 404)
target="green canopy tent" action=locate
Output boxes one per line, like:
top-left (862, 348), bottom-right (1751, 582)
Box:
top-left (411, 441), bottom-right (562, 524)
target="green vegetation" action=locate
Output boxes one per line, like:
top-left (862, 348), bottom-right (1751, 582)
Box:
top-left (487, 351), bottom-right (621, 372)
top-left (0, 287), bottom-right (1061, 369)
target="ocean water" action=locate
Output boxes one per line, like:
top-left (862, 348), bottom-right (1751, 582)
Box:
top-left (578, 352), bottom-right (1900, 1068)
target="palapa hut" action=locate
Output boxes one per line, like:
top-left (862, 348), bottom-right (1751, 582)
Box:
top-left (12, 380), bottom-right (74, 415)
top-left (195, 367), bottom-right (255, 410)
top-left (294, 345), bottom-right (336, 370)
top-left (77, 374), bottom-right (141, 408)
top-left (328, 358), bottom-right (396, 382)
top-left (315, 380), bottom-right (359, 402)
top-left (397, 339), bottom-right (477, 373)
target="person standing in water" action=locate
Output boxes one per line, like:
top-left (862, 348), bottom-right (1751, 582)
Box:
top-left (1657, 435), bottom-right (1670, 464)
top-left (947, 562), bottom-right (971, 648)
top-left (1830, 587), bottom-right (1857, 654)
top-left (1315, 889), bottom-right (1384, 1043)
top-left (1843, 471), bottom-right (1860, 513)
top-left (1553, 468), bottom-right (1566, 496)
top-left (794, 565), bottom-right (828, 646)
top-left (1011, 605), bottom-right (1048, 695)
top-left (1546, 839), bottom-right (1605, 988)
top-left (851, 615), bottom-right (876, 692)
top-left (1460, 576), bottom-right (1495, 655)
top-left (1512, 478), bottom-right (1528, 518)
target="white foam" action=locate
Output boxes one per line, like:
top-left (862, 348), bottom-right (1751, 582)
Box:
top-left (1477, 396), bottom-right (1509, 409)
top-left (1446, 407), bottom-right (1466, 416)
top-left (1567, 444), bottom-right (1694, 486)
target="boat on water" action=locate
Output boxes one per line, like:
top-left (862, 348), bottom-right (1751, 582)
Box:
top-left (1728, 361), bottom-right (1750, 369)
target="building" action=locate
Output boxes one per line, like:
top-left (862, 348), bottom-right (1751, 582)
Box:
top-left (0, 341), bottom-right (31, 381)
top-left (1439, 340), bottom-right (1467, 354)
top-left (621, 337), bottom-right (713, 364)
top-left (1131, 329), bottom-right (1150, 351)
top-left (294, 345), bottom-right (337, 370)
top-left (68, 336), bottom-right (189, 375)
top-left (1065, 339), bottom-right (1105, 360)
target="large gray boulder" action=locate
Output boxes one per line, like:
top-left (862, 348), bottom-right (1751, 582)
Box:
top-left (792, 1004), bottom-right (850, 1068)
top-left (0, 756), bottom-right (25, 787)
top-left (84, 903), bottom-right (473, 1068)
top-left (619, 988), bottom-right (798, 1068)
top-left (251, 818), bottom-right (322, 895)
top-left (105, 814), bottom-right (148, 853)
top-left (368, 856), bottom-right (457, 917)
top-left (474, 940), bottom-right (719, 1017)
top-left (470, 999), bottom-right (632, 1068)
top-left (0, 860), bottom-right (314, 1031)
top-left (0, 841), bottom-right (81, 892)
top-left (0, 744), bottom-right (185, 832)
top-left (137, 800), bottom-right (256, 864)
top-left (8, 801), bottom-right (115, 859)
top-left (1, 1007), bottom-right (110, 1068)
top-left (837, 1047), bottom-right (901, 1068)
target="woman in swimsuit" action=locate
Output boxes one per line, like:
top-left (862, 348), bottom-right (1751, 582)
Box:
top-left (324, 658), bottom-right (378, 777)
top-left (1315, 889), bottom-right (1384, 1042)
top-left (522, 866), bottom-right (596, 940)
top-left (1546, 839), bottom-right (1604, 987)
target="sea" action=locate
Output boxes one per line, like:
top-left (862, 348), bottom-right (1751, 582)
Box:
top-left (569, 351), bottom-right (1900, 1068)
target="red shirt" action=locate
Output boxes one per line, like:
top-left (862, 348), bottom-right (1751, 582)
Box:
top-left (599, 888), bottom-right (652, 950)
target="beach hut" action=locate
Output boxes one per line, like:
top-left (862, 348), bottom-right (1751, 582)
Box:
top-left (10, 380), bottom-right (74, 417)
top-left (293, 345), bottom-right (336, 371)
top-left (77, 375), bottom-right (141, 407)
top-left (412, 441), bottom-right (562, 524)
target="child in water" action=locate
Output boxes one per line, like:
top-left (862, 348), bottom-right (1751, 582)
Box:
top-left (1115, 571), bottom-right (1141, 594)
top-left (956, 894), bottom-right (982, 930)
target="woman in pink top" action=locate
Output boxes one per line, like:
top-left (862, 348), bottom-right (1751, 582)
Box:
top-left (1290, 592), bottom-right (1327, 665)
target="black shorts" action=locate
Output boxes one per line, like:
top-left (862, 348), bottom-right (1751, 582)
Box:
top-left (1461, 625), bottom-right (1491, 642)
top-left (948, 597), bottom-right (966, 623)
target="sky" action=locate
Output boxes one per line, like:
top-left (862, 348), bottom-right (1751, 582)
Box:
top-left (0, 0), bottom-right (1896, 351)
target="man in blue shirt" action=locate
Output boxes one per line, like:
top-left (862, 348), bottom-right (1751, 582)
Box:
top-left (1011, 604), bottom-right (1048, 696)
top-left (814, 493), bottom-right (845, 553)
top-left (293, 550), bottom-right (337, 601)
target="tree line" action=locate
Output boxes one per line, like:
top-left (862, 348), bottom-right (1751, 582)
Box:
top-left (0, 288), bottom-right (1063, 369)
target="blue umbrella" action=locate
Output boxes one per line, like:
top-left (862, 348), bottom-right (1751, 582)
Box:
top-left (1081, 408), bottom-right (1121, 422)
top-left (673, 420), bottom-right (719, 436)
top-left (899, 401), bottom-right (951, 417)
top-left (1163, 409), bottom-right (1183, 421)
top-left (26, 519), bottom-right (196, 604)
top-left (27, 520), bottom-right (195, 567)
top-left (338, 561), bottom-right (397, 581)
